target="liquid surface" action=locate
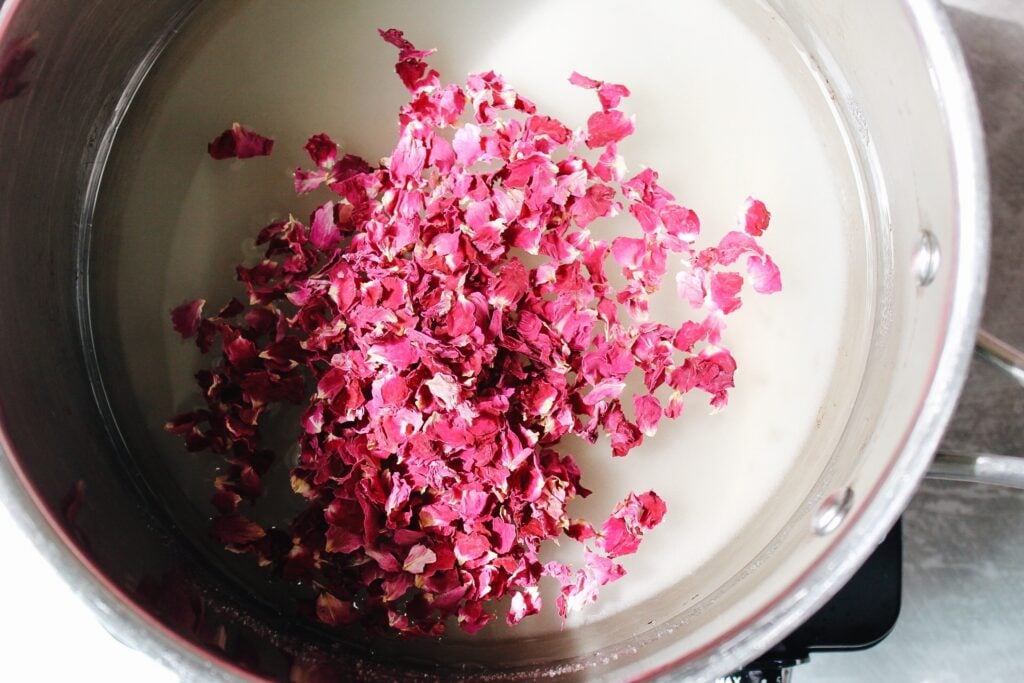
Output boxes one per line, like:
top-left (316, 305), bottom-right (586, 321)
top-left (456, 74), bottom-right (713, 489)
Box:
top-left (90, 0), bottom-right (864, 639)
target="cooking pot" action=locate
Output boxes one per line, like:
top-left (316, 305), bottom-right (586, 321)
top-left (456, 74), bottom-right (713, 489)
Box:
top-left (0, 0), bottom-right (1012, 680)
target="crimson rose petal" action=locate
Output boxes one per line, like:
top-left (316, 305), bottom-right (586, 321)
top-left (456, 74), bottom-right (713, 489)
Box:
top-left (170, 299), bottom-right (205, 339)
top-left (207, 122), bottom-right (274, 160)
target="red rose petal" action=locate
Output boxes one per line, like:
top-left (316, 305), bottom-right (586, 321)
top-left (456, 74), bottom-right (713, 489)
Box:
top-left (316, 592), bottom-right (358, 626)
top-left (0, 33), bottom-right (38, 103)
top-left (597, 491), bottom-right (666, 558)
top-left (212, 514), bottom-right (266, 546)
top-left (170, 299), bottom-right (205, 339)
top-left (304, 132), bottom-right (338, 168)
top-left (207, 123), bottom-right (274, 160)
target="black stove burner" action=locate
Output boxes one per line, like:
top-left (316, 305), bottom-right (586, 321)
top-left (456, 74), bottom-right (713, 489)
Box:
top-left (726, 520), bottom-right (902, 682)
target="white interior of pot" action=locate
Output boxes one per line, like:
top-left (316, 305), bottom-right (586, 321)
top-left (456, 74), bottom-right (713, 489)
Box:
top-left (0, 0), bottom-right (983, 680)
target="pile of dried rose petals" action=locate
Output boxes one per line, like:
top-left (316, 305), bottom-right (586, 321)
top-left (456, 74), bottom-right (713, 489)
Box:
top-left (167, 28), bottom-right (780, 637)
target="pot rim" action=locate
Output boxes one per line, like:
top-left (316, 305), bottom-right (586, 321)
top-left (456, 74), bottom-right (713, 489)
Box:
top-left (0, 0), bottom-right (255, 679)
top-left (0, 0), bottom-right (989, 680)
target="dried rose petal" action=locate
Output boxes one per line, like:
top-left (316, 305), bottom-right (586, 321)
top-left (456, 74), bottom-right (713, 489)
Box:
top-left (507, 586), bottom-right (542, 625)
top-left (0, 33), bottom-right (38, 103)
top-left (402, 544), bottom-right (437, 574)
top-left (309, 201), bottom-right (341, 250)
top-left (211, 514), bottom-right (266, 546)
top-left (633, 394), bottom-right (662, 437)
top-left (60, 479), bottom-right (86, 526)
top-left (586, 110), bottom-right (635, 149)
top-left (747, 254), bottom-right (782, 294)
top-left (208, 123), bottom-right (274, 160)
top-left (171, 299), bottom-right (205, 339)
top-left (548, 550), bottom-right (626, 619)
top-left (316, 592), bottom-right (358, 626)
top-left (168, 28), bottom-right (781, 637)
top-left (710, 272), bottom-right (744, 314)
top-left (597, 491), bottom-right (666, 558)
top-left (569, 71), bottom-right (631, 112)
top-left (304, 133), bottom-right (338, 168)
top-left (743, 197), bottom-right (771, 236)
top-left (568, 71), bottom-right (602, 89)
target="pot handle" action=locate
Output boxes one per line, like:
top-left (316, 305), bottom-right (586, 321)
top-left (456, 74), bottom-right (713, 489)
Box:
top-left (928, 451), bottom-right (1024, 489)
top-left (925, 329), bottom-right (1024, 489)
top-left (974, 328), bottom-right (1024, 387)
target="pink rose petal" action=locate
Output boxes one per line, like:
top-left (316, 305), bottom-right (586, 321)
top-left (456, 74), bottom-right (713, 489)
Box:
top-left (403, 544), bottom-right (437, 574)
top-left (507, 586), bottom-right (541, 625)
top-left (633, 394), bottom-right (662, 437)
top-left (453, 123), bottom-right (484, 166)
top-left (309, 201), bottom-right (340, 250)
top-left (747, 254), bottom-right (782, 294)
top-left (586, 110), bottom-right (635, 149)
top-left (710, 272), bottom-right (744, 314)
top-left (743, 197), bottom-right (771, 236)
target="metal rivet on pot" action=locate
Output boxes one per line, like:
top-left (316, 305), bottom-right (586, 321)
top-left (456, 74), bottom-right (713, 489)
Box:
top-left (813, 487), bottom-right (854, 536)
top-left (913, 230), bottom-right (941, 286)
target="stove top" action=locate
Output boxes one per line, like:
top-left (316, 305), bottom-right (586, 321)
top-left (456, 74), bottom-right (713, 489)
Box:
top-left (726, 521), bottom-right (902, 682)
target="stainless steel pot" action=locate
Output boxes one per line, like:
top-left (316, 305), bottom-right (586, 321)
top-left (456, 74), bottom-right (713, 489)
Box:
top-left (0, 0), bottom-right (1001, 680)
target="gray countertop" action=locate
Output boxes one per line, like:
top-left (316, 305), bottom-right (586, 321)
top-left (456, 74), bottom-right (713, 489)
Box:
top-left (803, 2), bottom-right (1024, 680)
